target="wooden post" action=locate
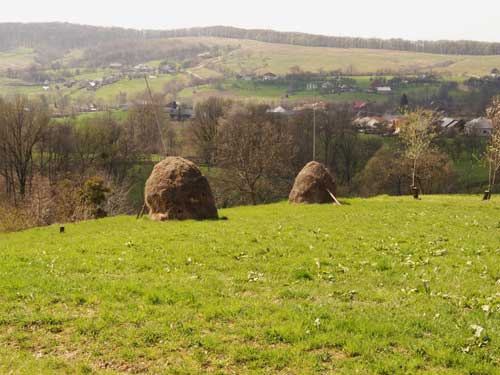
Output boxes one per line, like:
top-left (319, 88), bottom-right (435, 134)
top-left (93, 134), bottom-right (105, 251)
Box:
top-left (326, 189), bottom-right (341, 205)
top-left (136, 203), bottom-right (147, 219)
top-left (483, 190), bottom-right (491, 201)
top-left (411, 186), bottom-right (419, 200)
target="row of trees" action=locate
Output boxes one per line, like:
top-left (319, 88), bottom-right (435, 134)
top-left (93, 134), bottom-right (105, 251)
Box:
top-left (188, 98), bottom-right (378, 205)
top-left (1, 94), bottom-right (499, 230)
top-left (0, 96), bottom-right (172, 228)
top-left (3, 23), bottom-right (500, 58)
top-left (161, 26), bottom-right (500, 56)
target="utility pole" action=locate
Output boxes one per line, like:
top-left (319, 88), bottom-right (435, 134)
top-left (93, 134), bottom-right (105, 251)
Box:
top-left (312, 103), bottom-right (317, 161)
top-left (144, 75), bottom-right (168, 156)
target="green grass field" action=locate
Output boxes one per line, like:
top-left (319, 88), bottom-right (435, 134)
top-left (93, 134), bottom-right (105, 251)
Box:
top-left (1, 37), bottom-right (499, 104)
top-left (0, 48), bottom-right (37, 72)
top-left (1, 196), bottom-right (499, 374)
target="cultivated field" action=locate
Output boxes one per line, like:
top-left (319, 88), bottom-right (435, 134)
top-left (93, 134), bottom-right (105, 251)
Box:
top-left (1, 196), bottom-right (499, 374)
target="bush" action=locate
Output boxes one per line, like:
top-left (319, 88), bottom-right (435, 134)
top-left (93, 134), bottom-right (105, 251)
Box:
top-left (358, 147), bottom-right (456, 196)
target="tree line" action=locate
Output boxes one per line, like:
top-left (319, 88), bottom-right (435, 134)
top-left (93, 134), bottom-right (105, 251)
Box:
top-left (1, 94), bottom-right (498, 231)
top-left (2, 23), bottom-right (500, 58)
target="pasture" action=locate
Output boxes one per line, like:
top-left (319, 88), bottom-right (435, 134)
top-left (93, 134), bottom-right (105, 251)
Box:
top-left (0, 196), bottom-right (499, 374)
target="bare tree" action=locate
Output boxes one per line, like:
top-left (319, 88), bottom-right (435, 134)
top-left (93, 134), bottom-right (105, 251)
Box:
top-left (0, 96), bottom-right (50, 199)
top-left (188, 97), bottom-right (230, 168)
top-left (217, 103), bottom-right (293, 205)
top-left (398, 109), bottom-right (437, 198)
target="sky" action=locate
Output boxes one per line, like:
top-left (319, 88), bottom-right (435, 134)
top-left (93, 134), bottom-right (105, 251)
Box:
top-left (1, 0), bottom-right (499, 42)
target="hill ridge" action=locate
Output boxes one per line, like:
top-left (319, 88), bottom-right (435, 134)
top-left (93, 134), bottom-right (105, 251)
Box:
top-left (1, 22), bottom-right (500, 56)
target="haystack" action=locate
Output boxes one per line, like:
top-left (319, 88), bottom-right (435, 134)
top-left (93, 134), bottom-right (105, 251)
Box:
top-left (289, 161), bottom-right (337, 204)
top-left (145, 157), bottom-right (218, 221)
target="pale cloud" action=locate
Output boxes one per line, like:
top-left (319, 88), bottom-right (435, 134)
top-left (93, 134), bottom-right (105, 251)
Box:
top-left (1, 0), bottom-right (498, 42)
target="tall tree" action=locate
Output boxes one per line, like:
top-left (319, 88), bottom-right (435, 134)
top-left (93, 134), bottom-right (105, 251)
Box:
top-left (0, 96), bottom-right (50, 199)
top-left (189, 97), bottom-right (230, 168)
top-left (217, 103), bottom-right (293, 205)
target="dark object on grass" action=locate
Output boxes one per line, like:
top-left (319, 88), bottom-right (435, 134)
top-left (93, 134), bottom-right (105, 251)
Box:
top-left (289, 161), bottom-right (338, 204)
top-left (60, 226), bottom-right (65, 233)
top-left (483, 190), bottom-right (492, 201)
top-left (145, 156), bottom-right (218, 221)
top-left (412, 186), bottom-right (420, 200)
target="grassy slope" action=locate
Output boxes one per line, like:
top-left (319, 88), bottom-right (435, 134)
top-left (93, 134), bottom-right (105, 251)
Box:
top-left (1, 196), bottom-right (500, 374)
top-left (2, 38), bottom-right (500, 103)
top-left (177, 37), bottom-right (500, 76)
top-left (0, 48), bottom-right (36, 72)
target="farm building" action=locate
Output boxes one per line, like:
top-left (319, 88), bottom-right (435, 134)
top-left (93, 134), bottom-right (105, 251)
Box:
top-left (439, 117), bottom-right (465, 132)
top-left (376, 86), bottom-right (392, 93)
top-left (262, 72), bottom-right (278, 81)
top-left (159, 64), bottom-right (176, 74)
top-left (464, 117), bottom-right (493, 136)
top-left (267, 105), bottom-right (291, 115)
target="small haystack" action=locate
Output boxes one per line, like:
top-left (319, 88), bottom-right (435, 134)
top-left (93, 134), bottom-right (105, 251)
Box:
top-left (145, 157), bottom-right (218, 221)
top-left (289, 161), bottom-right (338, 204)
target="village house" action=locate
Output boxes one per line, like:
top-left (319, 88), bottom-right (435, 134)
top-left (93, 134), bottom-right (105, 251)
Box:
top-left (353, 116), bottom-right (387, 134)
top-left (133, 64), bottom-right (154, 73)
top-left (353, 101), bottom-right (367, 111)
top-left (262, 72), bottom-right (278, 81)
top-left (306, 82), bottom-right (318, 90)
top-left (376, 86), bottom-right (392, 93)
top-left (159, 64), bottom-right (176, 74)
top-left (464, 117), bottom-right (493, 137)
top-left (266, 105), bottom-right (291, 115)
top-left (109, 63), bottom-right (123, 70)
top-left (236, 73), bottom-right (252, 81)
top-left (439, 117), bottom-right (465, 133)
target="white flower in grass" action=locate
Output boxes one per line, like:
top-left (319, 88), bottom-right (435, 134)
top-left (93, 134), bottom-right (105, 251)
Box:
top-left (247, 271), bottom-right (264, 282)
top-left (471, 324), bottom-right (484, 338)
top-left (314, 318), bottom-right (321, 328)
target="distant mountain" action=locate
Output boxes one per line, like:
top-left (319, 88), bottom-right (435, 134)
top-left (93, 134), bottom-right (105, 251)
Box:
top-left (1, 23), bottom-right (500, 56)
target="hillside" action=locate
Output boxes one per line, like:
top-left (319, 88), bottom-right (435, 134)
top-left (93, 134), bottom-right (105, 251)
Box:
top-left (2, 23), bottom-right (500, 56)
top-left (1, 196), bottom-right (499, 374)
top-left (2, 35), bottom-right (500, 106)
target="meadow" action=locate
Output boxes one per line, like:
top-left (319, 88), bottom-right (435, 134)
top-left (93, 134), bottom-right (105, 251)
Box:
top-left (179, 37), bottom-right (500, 77)
top-left (0, 48), bottom-right (36, 72)
top-left (2, 36), bottom-right (500, 105)
top-left (1, 196), bottom-right (499, 374)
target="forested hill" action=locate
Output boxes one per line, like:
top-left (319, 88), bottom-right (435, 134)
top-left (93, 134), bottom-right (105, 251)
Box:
top-left (0, 23), bottom-right (143, 51)
top-left (2, 22), bottom-right (500, 56)
top-left (159, 26), bottom-right (500, 56)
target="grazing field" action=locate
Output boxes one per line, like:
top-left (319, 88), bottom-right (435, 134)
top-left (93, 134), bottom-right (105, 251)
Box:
top-left (1, 196), bottom-right (500, 374)
top-left (174, 37), bottom-right (500, 76)
top-left (0, 48), bottom-right (37, 72)
top-left (87, 74), bottom-right (190, 103)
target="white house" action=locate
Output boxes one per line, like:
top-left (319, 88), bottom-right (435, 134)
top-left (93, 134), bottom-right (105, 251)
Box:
top-left (376, 86), bottom-right (392, 93)
top-left (267, 106), bottom-right (290, 115)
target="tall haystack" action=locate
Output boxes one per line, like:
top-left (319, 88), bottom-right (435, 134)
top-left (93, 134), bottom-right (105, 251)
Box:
top-left (145, 157), bottom-right (218, 221)
top-left (289, 161), bottom-right (337, 204)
